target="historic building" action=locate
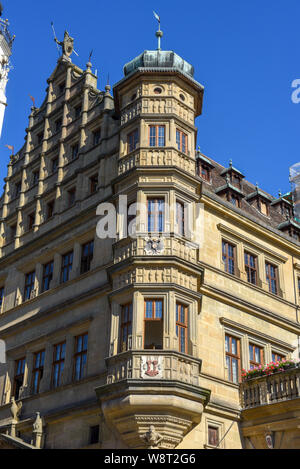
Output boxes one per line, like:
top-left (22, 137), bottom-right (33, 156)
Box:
top-left (0, 24), bottom-right (299, 449)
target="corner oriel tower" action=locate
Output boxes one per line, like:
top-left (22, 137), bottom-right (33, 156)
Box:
top-left (95, 24), bottom-right (211, 449)
top-left (0, 2), bottom-right (14, 138)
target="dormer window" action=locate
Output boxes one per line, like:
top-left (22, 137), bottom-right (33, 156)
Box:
top-left (198, 162), bottom-right (211, 182)
top-left (231, 174), bottom-right (241, 189)
top-left (246, 186), bottom-right (271, 217)
top-left (259, 200), bottom-right (269, 216)
top-left (196, 153), bottom-right (214, 183)
top-left (230, 194), bottom-right (240, 208)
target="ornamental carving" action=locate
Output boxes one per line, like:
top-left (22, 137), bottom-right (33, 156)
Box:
top-left (141, 356), bottom-right (163, 379)
top-left (144, 237), bottom-right (164, 255)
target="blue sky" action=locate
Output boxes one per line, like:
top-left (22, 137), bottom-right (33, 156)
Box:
top-left (1, 0), bottom-right (300, 197)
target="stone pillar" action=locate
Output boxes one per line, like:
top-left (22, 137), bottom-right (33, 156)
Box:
top-left (21, 351), bottom-right (34, 398)
top-left (50, 253), bottom-right (62, 288)
top-left (69, 242), bottom-right (81, 280)
top-left (35, 263), bottom-right (43, 296)
top-left (39, 343), bottom-right (53, 393)
top-left (134, 291), bottom-right (144, 350)
top-left (62, 334), bottom-right (75, 385)
top-left (109, 302), bottom-right (121, 356)
top-left (32, 412), bottom-right (44, 449)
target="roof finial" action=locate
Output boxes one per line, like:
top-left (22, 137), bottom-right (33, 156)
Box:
top-left (153, 11), bottom-right (163, 50)
top-left (229, 159), bottom-right (233, 168)
top-left (278, 189), bottom-right (282, 198)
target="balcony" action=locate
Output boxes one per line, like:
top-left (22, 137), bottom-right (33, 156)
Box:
top-left (240, 366), bottom-right (300, 449)
top-left (95, 350), bottom-right (210, 449)
top-left (113, 235), bottom-right (198, 265)
top-left (118, 148), bottom-right (196, 176)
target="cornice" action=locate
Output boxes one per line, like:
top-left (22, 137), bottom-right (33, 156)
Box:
top-left (201, 282), bottom-right (300, 334)
top-left (201, 191), bottom-right (300, 256)
top-left (217, 223), bottom-right (288, 263)
top-left (219, 317), bottom-right (295, 351)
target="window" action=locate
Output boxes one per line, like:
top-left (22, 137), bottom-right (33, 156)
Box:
top-left (231, 174), bottom-right (241, 189)
top-left (55, 118), bottom-right (62, 133)
top-left (127, 129), bottom-right (138, 153)
top-left (260, 200), bottom-right (269, 216)
top-left (244, 252), bottom-right (258, 285)
top-left (89, 425), bottom-right (100, 445)
top-left (61, 251), bottom-right (73, 283)
top-left (15, 181), bottom-right (21, 197)
top-left (153, 87), bottom-right (162, 94)
top-left (14, 358), bottom-right (26, 399)
top-left (33, 170), bottom-right (39, 186)
top-left (24, 271), bottom-right (36, 301)
top-left (147, 198), bottom-right (164, 232)
top-left (74, 105), bottom-right (81, 119)
top-left (42, 261), bottom-right (53, 292)
top-left (90, 175), bottom-right (98, 194)
top-left (249, 343), bottom-right (264, 369)
top-left (81, 240), bottom-right (94, 274)
top-left (52, 342), bottom-right (66, 388)
top-left (176, 129), bottom-right (188, 154)
top-left (198, 162), bottom-right (211, 182)
top-left (272, 352), bottom-right (285, 362)
top-left (73, 333), bottom-right (88, 381)
top-left (71, 143), bottom-right (79, 160)
top-left (222, 241), bottom-right (235, 275)
top-left (265, 262), bottom-right (278, 295)
top-left (10, 224), bottom-right (17, 242)
top-left (208, 426), bottom-right (219, 447)
top-left (46, 200), bottom-right (55, 220)
top-left (37, 132), bottom-right (43, 145)
top-left (58, 82), bottom-right (65, 95)
top-left (0, 287), bottom-right (4, 309)
top-left (176, 303), bottom-right (188, 354)
top-left (225, 334), bottom-right (241, 383)
top-left (52, 157), bottom-right (59, 173)
top-left (144, 299), bottom-right (163, 350)
top-left (230, 194), bottom-right (240, 208)
top-left (176, 201), bottom-right (185, 236)
top-left (93, 129), bottom-right (101, 146)
top-left (149, 125), bottom-right (165, 147)
top-left (68, 188), bottom-right (76, 207)
top-left (120, 303), bottom-right (133, 352)
top-left (28, 212), bottom-right (35, 231)
top-left (32, 350), bottom-right (45, 394)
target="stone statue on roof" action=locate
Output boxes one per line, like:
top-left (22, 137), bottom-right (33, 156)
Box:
top-left (54, 30), bottom-right (74, 60)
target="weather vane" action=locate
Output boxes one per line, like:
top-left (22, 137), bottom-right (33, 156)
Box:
top-left (153, 11), bottom-right (163, 50)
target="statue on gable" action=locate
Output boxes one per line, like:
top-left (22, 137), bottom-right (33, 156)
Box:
top-left (54, 30), bottom-right (74, 60)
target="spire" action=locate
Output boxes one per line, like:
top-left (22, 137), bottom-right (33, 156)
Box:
top-left (153, 11), bottom-right (163, 50)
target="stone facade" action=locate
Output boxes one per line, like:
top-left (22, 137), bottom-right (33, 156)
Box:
top-left (0, 33), bottom-right (299, 449)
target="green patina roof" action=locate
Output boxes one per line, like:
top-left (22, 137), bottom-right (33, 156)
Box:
top-left (123, 50), bottom-right (194, 78)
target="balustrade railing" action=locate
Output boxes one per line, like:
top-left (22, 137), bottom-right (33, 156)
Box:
top-left (240, 367), bottom-right (300, 409)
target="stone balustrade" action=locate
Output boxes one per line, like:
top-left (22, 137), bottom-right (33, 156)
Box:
top-left (106, 350), bottom-right (202, 387)
top-left (113, 235), bottom-right (198, 264)
top-left (240, 366), bottom-right (300, 409)
top-left (118, 148), bottom-right (195, 175)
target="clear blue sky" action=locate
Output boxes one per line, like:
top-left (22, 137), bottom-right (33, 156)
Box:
top-left (1, 0), bottom-right (300, 197)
